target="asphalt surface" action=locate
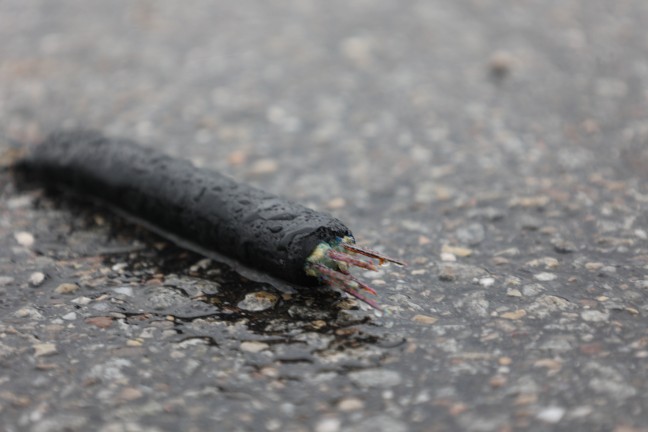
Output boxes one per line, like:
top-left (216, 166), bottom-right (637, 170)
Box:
top-left (1, 1), bottom-right (647, 431)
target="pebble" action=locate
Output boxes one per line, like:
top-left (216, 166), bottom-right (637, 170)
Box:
top-left (488, 50), bottom-right (516, 77)
top-left (249, 158), bottom-right (278, 175)
top-left (315, 417), bottom-right (341, 432)
top-left (348, 369), bottom-right (402, 388)
top-left (440, 252), bottom-right (457, 262)
top-left (501, 309), bottom-right (527, 320)
top-left (55, 283), bottom-right (79, 294)
top-left (15, 306), bottom-right (43, 319)
top-left (551, 238), bottom-right (577, 253)
top-left (479, 277), bottom-right (495, 287)
top-left (534, 272), bottom-right (557, 281)
top-left (438, 266), bottom-right (456, 281)
top-left (506, 288), bottom-right (522, 297)
top-left (442, 245), bottom-right (473, 257)
top-left (14, 231), bottom-right (35, 247)
top-left (525, 257), bottom-right (559, 269)
top-left (456, 223), bottom-right (486, 246)
top-left (29, 272), bottom-right (46, 287)
top-left (112, 286), bottom-right (134, 296)
top-left (62, 312), bottom-right (77, 321)
top-left (33, 343), bottom-right (57, 357)
top-left (118, 387), bottom-right (143, 401)
top-left (522, 284), bottom-right (545, 296)
top-left (85, 316), bottom-right (114, 329)
top-left (240, 341), bottom-right (269, 353)
top-left (71, 296), bottom-right (92, 305)
top-left (537, 406), bottom-right (566, 423)
top-left (237, 291), bottom-right (279, 311)
top-left (581, 310), bottom-right (609, 322)
top-left (338, 397), bottom-right (364, 411)
top-left (412, 314), bottom-right (438, 324)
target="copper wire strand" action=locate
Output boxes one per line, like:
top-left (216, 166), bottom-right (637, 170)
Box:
top-left (327, 249), bottom-right (378, 271)
top-left (341, 243), bottom-right (406, 266)
top-left (309, 263), bottom-right (382, 310)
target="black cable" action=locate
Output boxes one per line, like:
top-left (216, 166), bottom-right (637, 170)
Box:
top-left (16, 130), bottom-right (402, 308)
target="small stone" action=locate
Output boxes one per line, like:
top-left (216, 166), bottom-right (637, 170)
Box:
top-left (55, 283), bottom-right (79, 294)
top-left (507, 288), bottom-right (522, 297)
top-left (488, 50), bottom-right (515, 77)
top-left (126, 339), bottom-right (143, 347)
top-left (534, 359), bottom-right (563, 372)
top-left (438, 266), bottom-right (456, 281)
top-left (326, 197), bottom-right (346, 210)
top-left (112, 286), bottom-right (134, 296)
top-left (501, 309), bottom-right (527, 320)
top-left (522, 284), bottom-right (544, 296)
top-left (28, 272), bottom-right (46, 287)
top-left (237, 291), bottom-right (279, 311)
top-left (71, 296), bottom-right (92, 305)
top-left (348, 369), bottom-right (402, 388)
top-left (412, 314), bottom-right (438, 325)
top-left (311, 320), bottom-right (327, 330)
top-left (86, 316), bottom-right (114, 329)
top-left (15, 307), bottom-right (43, 319)
top-left (111, 262), bottom-right (128, 272)
top-left (315, 417), bottom-right (341, 432)
top-left (585, 262), bottom-right (604, 271)
top-left (551, 238), bottom-right (576, 253)
top-left (537, 406), bottom-right (566, 423)
top-left (440, 253), bottom-right (456, 262)
top-left (118, 387), bottom-right (143, 401)
top-left (338, 398), bottom-right (364, 411)
top-left (240, 341), bottom-right (269, 353)
top-left (456, 223), bottom-right (486, 246)
top-left (636, 229), bottom-right (647, 240)
top-left (534, 272), bottom-right (557, 281)
top-left (62, 312), bottom-right (77, 321)
top-left (249, 158), bottom-right (278, 175)
top-left (581, 310), bottom-right (609, 322)
top-left (33, 343), bottom-right (57, 357)
top-left (526, 257), bottom-right (559, 269)
top-left (442, 244), bottom-right (473, 257)
top-left (14, 231), bottom-right (35, 247)
top-left (509, 195), bottom-right (550, 208)
top-left (479, 277), bottom-right (495, 287)
top-left (519, 214), bottom-right (543, 230)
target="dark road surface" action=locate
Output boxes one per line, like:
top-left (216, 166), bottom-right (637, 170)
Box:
top-left (1, 1), bottom-right (647, 431)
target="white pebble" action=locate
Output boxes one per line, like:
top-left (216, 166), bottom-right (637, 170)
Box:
top-left (581, 310), bottom-right (609, 322)
top-left (62, 312), bottom-right (77, 321)
top-left (537, 406), bottom-right (565, 423)
top-left (240, 341), bottom-right (269, 353)
top-left (29, 272), bottom-right (46, 287)
top-left (534, 272), bottom-right (557, 281)
top-left (440, 253), bottom-right (456, 262)
top-left (479, 277), bottom-right (495, 287)
top-left (315, 417), bottom-right (341, 432)
top-left (14, 231), bottom-right (35, 247)
top-left (113, 287), bottom-right (134, 297)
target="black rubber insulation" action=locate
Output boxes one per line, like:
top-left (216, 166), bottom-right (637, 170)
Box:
top-left (17, 130), bottom-right (355, 286)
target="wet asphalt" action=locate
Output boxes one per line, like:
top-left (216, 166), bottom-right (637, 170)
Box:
top-left (1, 1), bottom-right (647, 431)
